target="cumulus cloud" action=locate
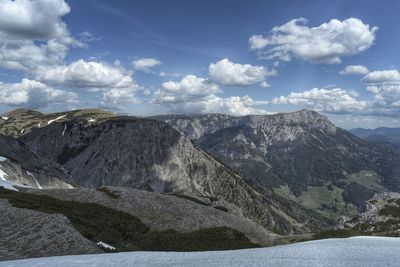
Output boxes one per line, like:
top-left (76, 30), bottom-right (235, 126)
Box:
top-left (363, 70), bottom-right (400, 83)
top-left (0, 0), bottom-right (71, 41)
top-left (153, 75), bottom-right (269, 115)
top-left (155, 75), bottom-right (219, 103)
top-left (249, 18), bottom-right (378, 64)
top-left (340, 65), bottom-right (369, 75)
top-left (132, 58), bottom-right (161, 73)
top-left (33, 59), bottom-right (143, 105)
top-left (0, 78), bottom-right (77, 108)
top-left (0, 0), bottom-right (82, 72)
top-left (260, 81), bottom-right (271, 88)
top-left (360, 69), bottom-right (400, 116)
top-left (36, 59), bottom-right (135, 89)
top-left (208, 58), bottom-right (276, 86)
top-left (272, 88), bottom-right (368, 114)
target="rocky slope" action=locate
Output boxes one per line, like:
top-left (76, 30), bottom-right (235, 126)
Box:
top-left (0, 134), bottom-right (72, 190)
top-left (32, 187), bottom-right (276, 245)
top-left (0, 196), bottom-right (100, 261)
top-left (155, 110), bottom-right (400, 219)
top-left (0, 186), bottom-right (277, 260)
top-left (0, 109), bottom-right (331, 235)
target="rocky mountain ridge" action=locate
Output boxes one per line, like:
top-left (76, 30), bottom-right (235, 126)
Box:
top-left (0, 109), bottom-right (331, 235)
top-left (155, 110), bottom-right (400, 219)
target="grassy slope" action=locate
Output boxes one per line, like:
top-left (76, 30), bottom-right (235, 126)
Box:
top-left (274, 171), bottom-right (386, 219)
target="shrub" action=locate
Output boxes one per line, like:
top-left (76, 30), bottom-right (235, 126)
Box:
top-left (97, 187), bottom-right (120, 199)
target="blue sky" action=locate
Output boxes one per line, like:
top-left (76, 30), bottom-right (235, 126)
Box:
top-left (0, 0), bottom-right (400, 128)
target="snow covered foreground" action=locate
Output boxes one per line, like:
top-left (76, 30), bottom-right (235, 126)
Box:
top-left (1, 237), bottom-right (400, 267)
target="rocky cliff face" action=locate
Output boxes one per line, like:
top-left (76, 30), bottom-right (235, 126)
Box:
top-left (0, 134), bottom-right (72, 190)
top-left (155, 110), bottom-right (400, 219)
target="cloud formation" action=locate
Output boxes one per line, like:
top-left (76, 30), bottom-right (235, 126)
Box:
top-left (363, 70), bottom-right (400, 83)
top-left (272, 87), bottom-right (368, 114)
top-left (132, 58), bottom-right (161, 73)
top-left (208, 58), bottom-right (275, 86)
top-left (36, 59), bottom-right (135, 89)
top-left (0, 0), bottom-right (82, 72)
top-left (340, 65), bottom-right (369, 75)
top-left (249, 18), bottom-right (378, 64)
top-left (362, 69), bottom-right (400, 116)
top-left (0, 78), bottom-right (77, 108)
top-left (153, 75), bottom-right (269, 115)
top-left (33, 59), bottom-right (143, 105)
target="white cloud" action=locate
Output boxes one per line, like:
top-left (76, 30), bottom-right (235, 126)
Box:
top-left (132, 58), bottom-right (161, 73)
top-left (340, 65), bottom-right (369, 75)
top-left (208, 58), bottom-right (276, 86)
top-left (34, 59), bottom-right (143, 105)
top-left (249, 18), bottom-right (378, 64)
top-left (361, 69), bottom-right (400, 116)
top-left (260, 81), bottom-right (271, 88)
top-left (0, 0), bottom-right (146, 109)
top-left (100, 86), bottom-right (141, 105)
top-left (272, 87), bottom-right (368, 114)
top-left (153, 75), bottom-right (269, 115)
top-left (36, 59), bottom-right (135, 89)
top-left (0, 0), bottom-right (82, 72)
top-left (79, 31), bottom-right (101, 43)
top-left (363, 70), bottom-right (400, 83)
top-left (156, 75), bottom-right (219, 103)
top-left (0, 0), bottom-right (70, 41)
top-left (0, 78), bottom-right (77, 108)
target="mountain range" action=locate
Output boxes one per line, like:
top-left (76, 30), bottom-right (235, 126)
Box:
top-left (351, 127), bottom-right (400, 150)
top-left (154, 110), bottom-right (400, 219)
top-left (1, 108), bottom-right (400, 260)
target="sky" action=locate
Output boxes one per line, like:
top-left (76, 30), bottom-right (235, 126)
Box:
top-left (0, 0), bottom-right (400, 129)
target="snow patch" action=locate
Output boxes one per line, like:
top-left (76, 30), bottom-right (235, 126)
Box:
top-left (97, 241), bottom-right (116, 251)
top-left (1, 116), bottom-right (9, 120)
top-left (0, 168), bottom-right (20, 191)
top-left (0, 166), bottom-right (32, 191)
top-left (20, 129), bottom-right (24, 134)
top-left (88, 118), bottom-right (96, 123)
top-left (48, 115), bottom-right (67, 125)
top-left (2, 237), bottom-right (400, 267)
top-left (27, 171), bottom-right (43, 189)
top-left (0, 179), bottom-right (19, 191)
top-left (0, 168), bottom-right (8, 181)
top-left (0, 156), bottom-right (7, 162)
top-left (61, 124), bottom-right (67, 136)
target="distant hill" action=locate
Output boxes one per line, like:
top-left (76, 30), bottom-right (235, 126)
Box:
top-left (350, 127), bottom-right (400, 150)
